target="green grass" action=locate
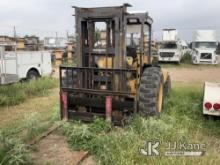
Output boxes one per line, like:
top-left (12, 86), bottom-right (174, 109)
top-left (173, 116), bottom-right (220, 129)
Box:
top-left (62, 84), bottom-right (220, 165)
top-left (0, 77), bottom-right (58, 107)
top-left (181, 52), bottom-right (192, 64)
top-left (0, 104), bottom-right (60, 165)
top-left (0, 133), bottom-right (30, 165)
top-left (0, 78), bottom-right (59, 165)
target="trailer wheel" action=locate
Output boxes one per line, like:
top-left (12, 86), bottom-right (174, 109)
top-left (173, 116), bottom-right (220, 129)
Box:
top-left (27, 70), bottom-right (39, 80)
top-left (139, 67), bottom-right (164, 117)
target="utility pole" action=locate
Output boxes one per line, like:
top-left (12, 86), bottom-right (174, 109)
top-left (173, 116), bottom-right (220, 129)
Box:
top-left (13, 26), bottom-right (17, 42)
top-left (55, 31), bottom-right (58, 48)
top-left (66, 30), bottom-right (69, 39)
top-left (13, 26), bottom-right (16, 38)
top-left (13, 26), bottom-right (17, 51)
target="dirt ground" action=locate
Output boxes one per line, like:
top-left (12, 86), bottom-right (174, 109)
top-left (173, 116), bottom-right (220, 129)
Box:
top-left (164, 65), bottom-right (220, 83)
top-left (31, 132), bottom-right (95, 165)
top-left (0, 88), bottom-right (59, 129)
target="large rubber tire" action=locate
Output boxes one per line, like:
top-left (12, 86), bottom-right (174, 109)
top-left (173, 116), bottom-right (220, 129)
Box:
top-left (139, 67), bottom-right (164, 117)
top-left (27, 70), bottom-right (39, 80)
top-left (164, 75), bottom-right (171, 96)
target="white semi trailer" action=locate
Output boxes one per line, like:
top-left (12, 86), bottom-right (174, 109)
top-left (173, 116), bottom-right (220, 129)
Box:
top-left (158, 29), bottom-right (183, 63)
top-left (0, 45), bottom-right (52, 85)
top-left (192, 30), bottom-right (218, 65)
top-left (203, 82), bottom-right (220, 116)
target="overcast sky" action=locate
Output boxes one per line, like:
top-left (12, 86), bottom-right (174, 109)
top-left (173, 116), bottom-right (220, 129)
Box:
top-left (0, 0), bottom-right (220, 41)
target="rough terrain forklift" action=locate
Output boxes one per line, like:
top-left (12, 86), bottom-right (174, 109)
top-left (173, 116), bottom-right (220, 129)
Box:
top-left (60, 4), bottom-right (171, 125)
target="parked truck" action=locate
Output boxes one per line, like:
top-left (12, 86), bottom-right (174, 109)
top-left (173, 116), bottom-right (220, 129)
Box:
top-left (0, 44), bottom-right (52, 85)
top-left (192, 30), bottom-right (218, 65)
top-left (158, 29), bottom-right (183, 63)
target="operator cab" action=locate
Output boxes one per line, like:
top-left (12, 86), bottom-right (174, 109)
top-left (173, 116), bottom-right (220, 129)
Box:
top-left (126, 11), bottom-right (153, 68)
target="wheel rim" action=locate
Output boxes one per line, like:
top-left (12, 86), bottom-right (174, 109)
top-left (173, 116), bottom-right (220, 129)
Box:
top-left (158, 82), bottom-right (164, 113)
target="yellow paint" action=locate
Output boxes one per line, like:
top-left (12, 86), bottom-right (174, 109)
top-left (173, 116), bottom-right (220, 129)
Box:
top-left (54, 60), bottom-right (62, 67)
top-left (95, 54), bottom-right (169, 113)
top-left (158, 81), bottom-right (164, 113)
top-left (128, 79), bottom-right (136, 93)
top-left (126, 57), bottom-right (133, 66)
top-left (162, 70), bottom-right (169, 85)
top-left (67, 52), bottom-right (73, 59)
top-left (96, 57), bottom-right (113, 69)
top-left (17, 40), bottom-right (25, 50)
top-left (54, 51), bottom-right (64, 60)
